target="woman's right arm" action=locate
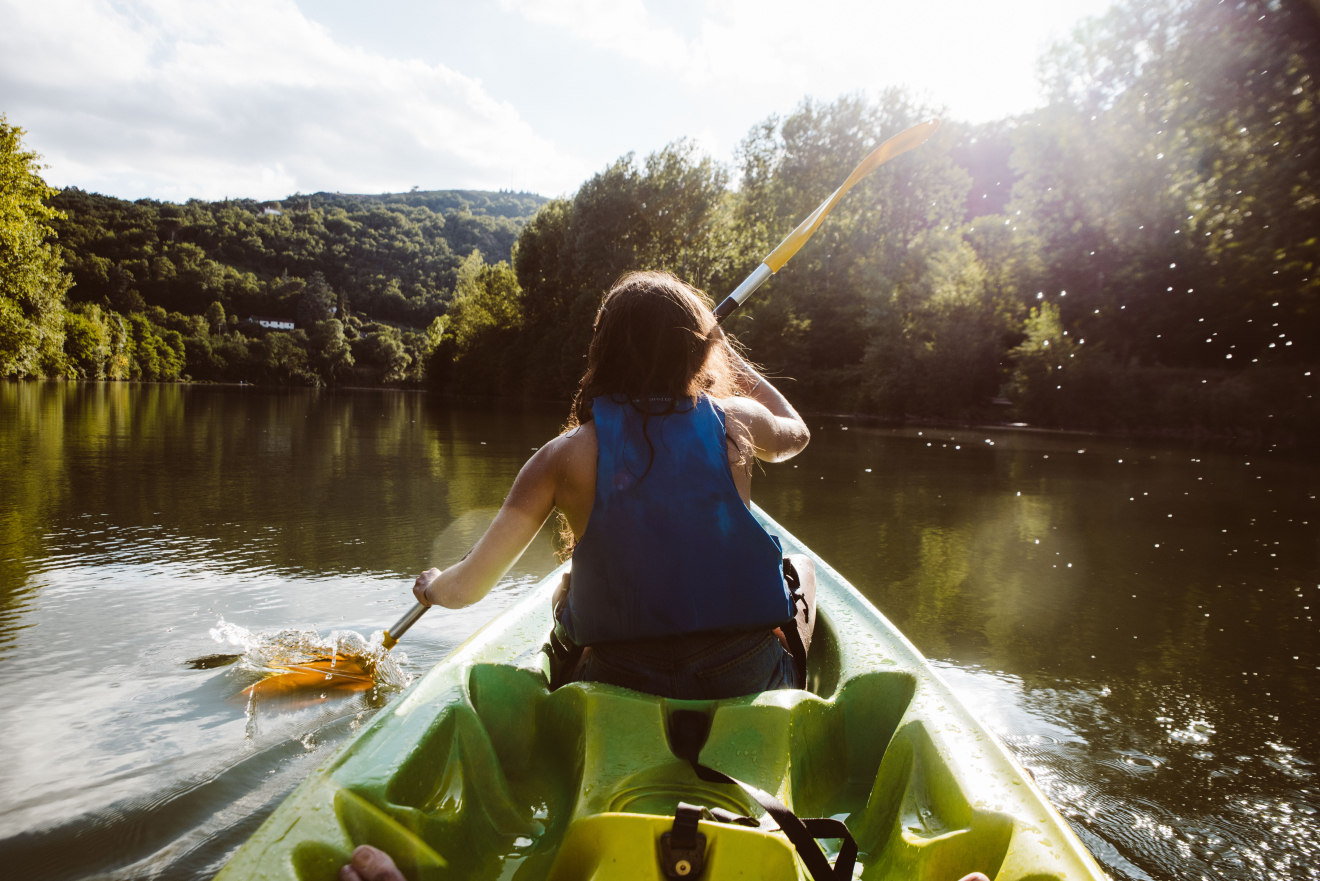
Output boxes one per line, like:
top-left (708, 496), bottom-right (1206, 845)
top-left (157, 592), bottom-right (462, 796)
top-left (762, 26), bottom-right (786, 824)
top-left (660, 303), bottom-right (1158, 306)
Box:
top-left (728, 366), bottom-right (810, 462)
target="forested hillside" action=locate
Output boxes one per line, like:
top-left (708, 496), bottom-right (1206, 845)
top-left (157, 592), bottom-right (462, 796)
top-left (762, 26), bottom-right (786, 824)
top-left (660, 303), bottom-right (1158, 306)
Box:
top-left (51, 188), bottom-right (543, 325)
top-left (3, 185), bottom-right (543, 386)
top-left (3, 0), bottom-right (1316, 442)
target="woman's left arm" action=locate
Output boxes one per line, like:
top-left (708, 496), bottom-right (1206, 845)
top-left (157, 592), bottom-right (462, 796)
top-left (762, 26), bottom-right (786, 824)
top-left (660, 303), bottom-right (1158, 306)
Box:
top-left (413, 440), bottom-right (563, 608)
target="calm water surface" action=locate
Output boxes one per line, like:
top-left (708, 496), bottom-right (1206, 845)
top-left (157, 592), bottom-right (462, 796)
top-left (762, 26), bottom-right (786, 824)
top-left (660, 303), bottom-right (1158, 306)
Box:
top-left (1, 381), bottom-right (1316, 880)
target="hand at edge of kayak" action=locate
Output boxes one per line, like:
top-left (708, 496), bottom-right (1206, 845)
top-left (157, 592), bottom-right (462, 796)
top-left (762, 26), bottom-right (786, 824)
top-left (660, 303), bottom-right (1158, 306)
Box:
top-left (340, 845), bottom-right (406, 881)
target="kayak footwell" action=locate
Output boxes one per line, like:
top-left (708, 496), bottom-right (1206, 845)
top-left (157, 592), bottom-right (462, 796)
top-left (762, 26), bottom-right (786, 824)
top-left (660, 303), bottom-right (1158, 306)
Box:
top-left (216, 508), bottom-right (1106, 881)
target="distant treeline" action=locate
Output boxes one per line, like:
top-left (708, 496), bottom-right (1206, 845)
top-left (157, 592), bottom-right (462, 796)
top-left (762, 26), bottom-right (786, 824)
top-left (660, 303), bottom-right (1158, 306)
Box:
top-left (51, 187), bottom-right (544, 326)
top-left (3, 0), bottom-right (1316, 443)
top-left (0, 174), bottom-right (543, 385)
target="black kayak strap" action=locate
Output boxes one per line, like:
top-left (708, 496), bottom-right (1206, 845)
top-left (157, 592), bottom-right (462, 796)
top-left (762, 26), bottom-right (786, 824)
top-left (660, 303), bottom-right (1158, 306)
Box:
top-left (668, 710), bottom-right (857, 881)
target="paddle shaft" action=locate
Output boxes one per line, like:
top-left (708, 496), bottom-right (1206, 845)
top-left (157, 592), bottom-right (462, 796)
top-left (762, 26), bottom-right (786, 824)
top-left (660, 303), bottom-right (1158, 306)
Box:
top-left (382, 602), bottom-right (426, 649)
top-left (712, 118), bottom-right (940, 324)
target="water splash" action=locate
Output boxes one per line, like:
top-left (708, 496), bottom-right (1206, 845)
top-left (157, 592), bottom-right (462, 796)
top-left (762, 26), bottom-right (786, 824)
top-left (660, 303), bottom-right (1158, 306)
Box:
top-left (209, 618), bottom-right (411, 689)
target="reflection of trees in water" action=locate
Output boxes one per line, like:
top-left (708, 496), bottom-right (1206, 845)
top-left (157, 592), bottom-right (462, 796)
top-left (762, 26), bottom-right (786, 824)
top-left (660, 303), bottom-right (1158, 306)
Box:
top-left (755, 427), bottom-right (1317, 754)
top-left (0, 384), bottom-right (567, 646)
top-left (0, 382), bottom-right (72, 656)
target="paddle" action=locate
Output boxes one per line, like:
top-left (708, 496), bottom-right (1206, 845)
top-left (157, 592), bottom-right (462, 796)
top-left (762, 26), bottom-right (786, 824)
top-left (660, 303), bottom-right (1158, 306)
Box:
top-left (330, 121), bottom-right (943, 660)
top-left (712, 117), bottom-right (941, 323)
top-left (245, 512), bottom-right (498, 694)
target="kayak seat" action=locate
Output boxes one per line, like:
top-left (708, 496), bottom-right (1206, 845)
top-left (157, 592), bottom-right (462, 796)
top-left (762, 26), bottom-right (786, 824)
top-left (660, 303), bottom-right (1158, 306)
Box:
top-left (309, 650), bottom-right (925, 880)
top-left (306, 607), bottom-right (1010, 880)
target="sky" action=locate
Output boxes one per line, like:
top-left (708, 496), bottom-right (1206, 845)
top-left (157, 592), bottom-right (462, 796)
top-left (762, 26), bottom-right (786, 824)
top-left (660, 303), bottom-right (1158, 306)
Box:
top-left (0, 0), bottom-right (1115, 203)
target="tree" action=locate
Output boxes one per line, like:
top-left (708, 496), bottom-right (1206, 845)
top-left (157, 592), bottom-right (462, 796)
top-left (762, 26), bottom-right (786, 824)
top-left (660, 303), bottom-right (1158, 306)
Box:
top-left (354, 326), bottom-right (411, 385)
top-left (1003, 302), bottom-right (1087, 423)
top-left (862, 229), bottom-right (1011, 419)
top-left (297, 271), bottom-right (335, 326)
top-left (0, 116), bottom-right (72, 377)
top-left (514, 140), bottom-right (732, 397)
top-left (1013, 0), bottom-right (1319, 368)
top-left (252, 331), bottom-right (313, 385)
top-left (204, 301), bottom-right (226, 334)
top-left (308, 318), bottom-right (354, 385)
top-left (430, 251), bottom-right (524, 393)
top-left (125, 313), bottom-right (185, 381)
top-left (722, 92), bottom-right (971, 410)
top-left (63, 303), bottom-right (111, 378)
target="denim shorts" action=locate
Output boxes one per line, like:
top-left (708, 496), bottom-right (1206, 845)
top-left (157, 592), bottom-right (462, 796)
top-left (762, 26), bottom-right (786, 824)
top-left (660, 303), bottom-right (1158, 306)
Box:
top-left (571, 629), bottom-right (800, 700)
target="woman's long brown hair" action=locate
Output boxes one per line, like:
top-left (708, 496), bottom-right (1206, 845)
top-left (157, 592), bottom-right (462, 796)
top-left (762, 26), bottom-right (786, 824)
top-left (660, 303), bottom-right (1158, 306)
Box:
top-left (565, 270), bottom-right (740, 431)
top-left (556, 271), bottom-right (749, 557)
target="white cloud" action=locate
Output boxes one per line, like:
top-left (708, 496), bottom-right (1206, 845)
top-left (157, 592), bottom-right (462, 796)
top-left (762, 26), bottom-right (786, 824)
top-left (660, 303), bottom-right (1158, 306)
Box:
top-left (0, 0), bottom-right (588, 201)
top-left (500, 0), bottom-right (1114, 122)
top-left (508, 0), bottom-right (691, 69)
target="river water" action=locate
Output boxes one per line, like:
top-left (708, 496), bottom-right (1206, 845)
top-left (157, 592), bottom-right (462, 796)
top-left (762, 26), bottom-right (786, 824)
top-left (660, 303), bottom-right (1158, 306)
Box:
top-left (0, 381), bottom-right (1315, 880)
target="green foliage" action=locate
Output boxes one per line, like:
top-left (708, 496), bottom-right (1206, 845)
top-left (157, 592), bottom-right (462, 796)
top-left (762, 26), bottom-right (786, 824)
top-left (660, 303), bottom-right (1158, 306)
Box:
top-left (512, 140), bottom-right (733, 398)
top-left (429, 251), bottom-right (525, 393)
top-left (3, 0), bottom-right (1314, 441)
top-left (297, 272), bottom-right (335, 326)
top-left (1, 179), bottom-right (542, 388)
top-left (48, 187), bottom-right (543, 328)
top-left (125, 313), bottom-right (185, 381)
top-left (252, 331), bottom-right (313, 385)
top-left (449, 252), bottom-right (524, 352)
top-left (1013, 0), bottom-right (1318, 369)
top-left (864, 229), bottom-right (1014, 420)
top-left (0, 116), bottom-right (72, 377)
top-left (63, 303), bottom-right (112, 378)
top-left (352, 325), bottom-right (413, 385)
top-left (308, 319), bottom-right (354, 385)
top-left (204, 301), bottom-right (225, 330)
top-left (1004, 302), bottom-right (1084, 421)
top-left (721, 93), bottom-right (973, 410)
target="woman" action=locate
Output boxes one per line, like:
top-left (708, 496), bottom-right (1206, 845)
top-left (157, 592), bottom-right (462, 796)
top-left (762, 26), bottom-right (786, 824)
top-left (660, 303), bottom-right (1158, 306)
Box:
top-left (411, 270), bottom-right (815, 698)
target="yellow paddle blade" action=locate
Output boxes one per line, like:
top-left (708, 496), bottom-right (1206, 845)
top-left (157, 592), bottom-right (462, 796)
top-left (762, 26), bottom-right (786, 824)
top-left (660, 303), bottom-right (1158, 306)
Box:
top-left (763, 118), bottom-right (941, 273)
top-left (240, 655), bottom-right (377, 700)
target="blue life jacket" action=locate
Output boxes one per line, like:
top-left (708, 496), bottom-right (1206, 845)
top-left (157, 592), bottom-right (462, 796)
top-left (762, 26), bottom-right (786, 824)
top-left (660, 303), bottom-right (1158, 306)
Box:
top-left (561, 393), bottom-right (794, 644)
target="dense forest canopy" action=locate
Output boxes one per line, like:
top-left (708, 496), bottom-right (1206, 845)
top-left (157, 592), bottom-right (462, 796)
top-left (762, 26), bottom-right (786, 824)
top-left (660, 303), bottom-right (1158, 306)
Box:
top-left (2, 0), bottom-right (1316, 442)
top-left (50, 187), bottom-right (544, 325)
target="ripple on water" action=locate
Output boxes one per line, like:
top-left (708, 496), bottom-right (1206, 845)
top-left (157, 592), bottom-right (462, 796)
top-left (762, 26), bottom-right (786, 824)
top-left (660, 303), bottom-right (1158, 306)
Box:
top-left (935, 663), bottom-right (1320, 881)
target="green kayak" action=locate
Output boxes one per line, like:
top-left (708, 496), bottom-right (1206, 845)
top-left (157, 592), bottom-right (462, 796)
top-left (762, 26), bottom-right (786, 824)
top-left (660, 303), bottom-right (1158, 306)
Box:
top-left (216, 506), bottom-right (1106, 881)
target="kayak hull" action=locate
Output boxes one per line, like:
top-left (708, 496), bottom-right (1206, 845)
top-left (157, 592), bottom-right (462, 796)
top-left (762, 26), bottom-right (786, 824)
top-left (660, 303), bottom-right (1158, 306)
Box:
top-left (216, 506), bottom-right (1105, 881)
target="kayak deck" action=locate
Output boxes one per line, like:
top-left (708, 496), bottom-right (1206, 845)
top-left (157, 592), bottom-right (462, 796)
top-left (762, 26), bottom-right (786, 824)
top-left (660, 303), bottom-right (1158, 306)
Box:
top-left (216, 506), bottom-right (1105, 881)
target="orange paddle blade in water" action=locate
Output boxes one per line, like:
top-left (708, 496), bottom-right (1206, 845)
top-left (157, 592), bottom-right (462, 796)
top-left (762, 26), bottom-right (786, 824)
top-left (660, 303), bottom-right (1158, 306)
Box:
top-left (241, 655), bottom-right (376, 700)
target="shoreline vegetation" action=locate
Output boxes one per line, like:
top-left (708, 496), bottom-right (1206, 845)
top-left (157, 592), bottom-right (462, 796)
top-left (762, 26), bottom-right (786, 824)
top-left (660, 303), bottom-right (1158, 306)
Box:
top-left (5, 377), bottom-right (1303, 458)
top-left (3, 0), bottom-right (1316, 449)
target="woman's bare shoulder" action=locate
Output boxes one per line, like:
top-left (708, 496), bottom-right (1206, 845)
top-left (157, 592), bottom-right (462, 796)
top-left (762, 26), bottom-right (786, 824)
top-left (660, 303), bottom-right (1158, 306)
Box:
top-left (545, 422), bottom-right (597, 472)
top-left (559, 421), bottom-right (597, 446)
